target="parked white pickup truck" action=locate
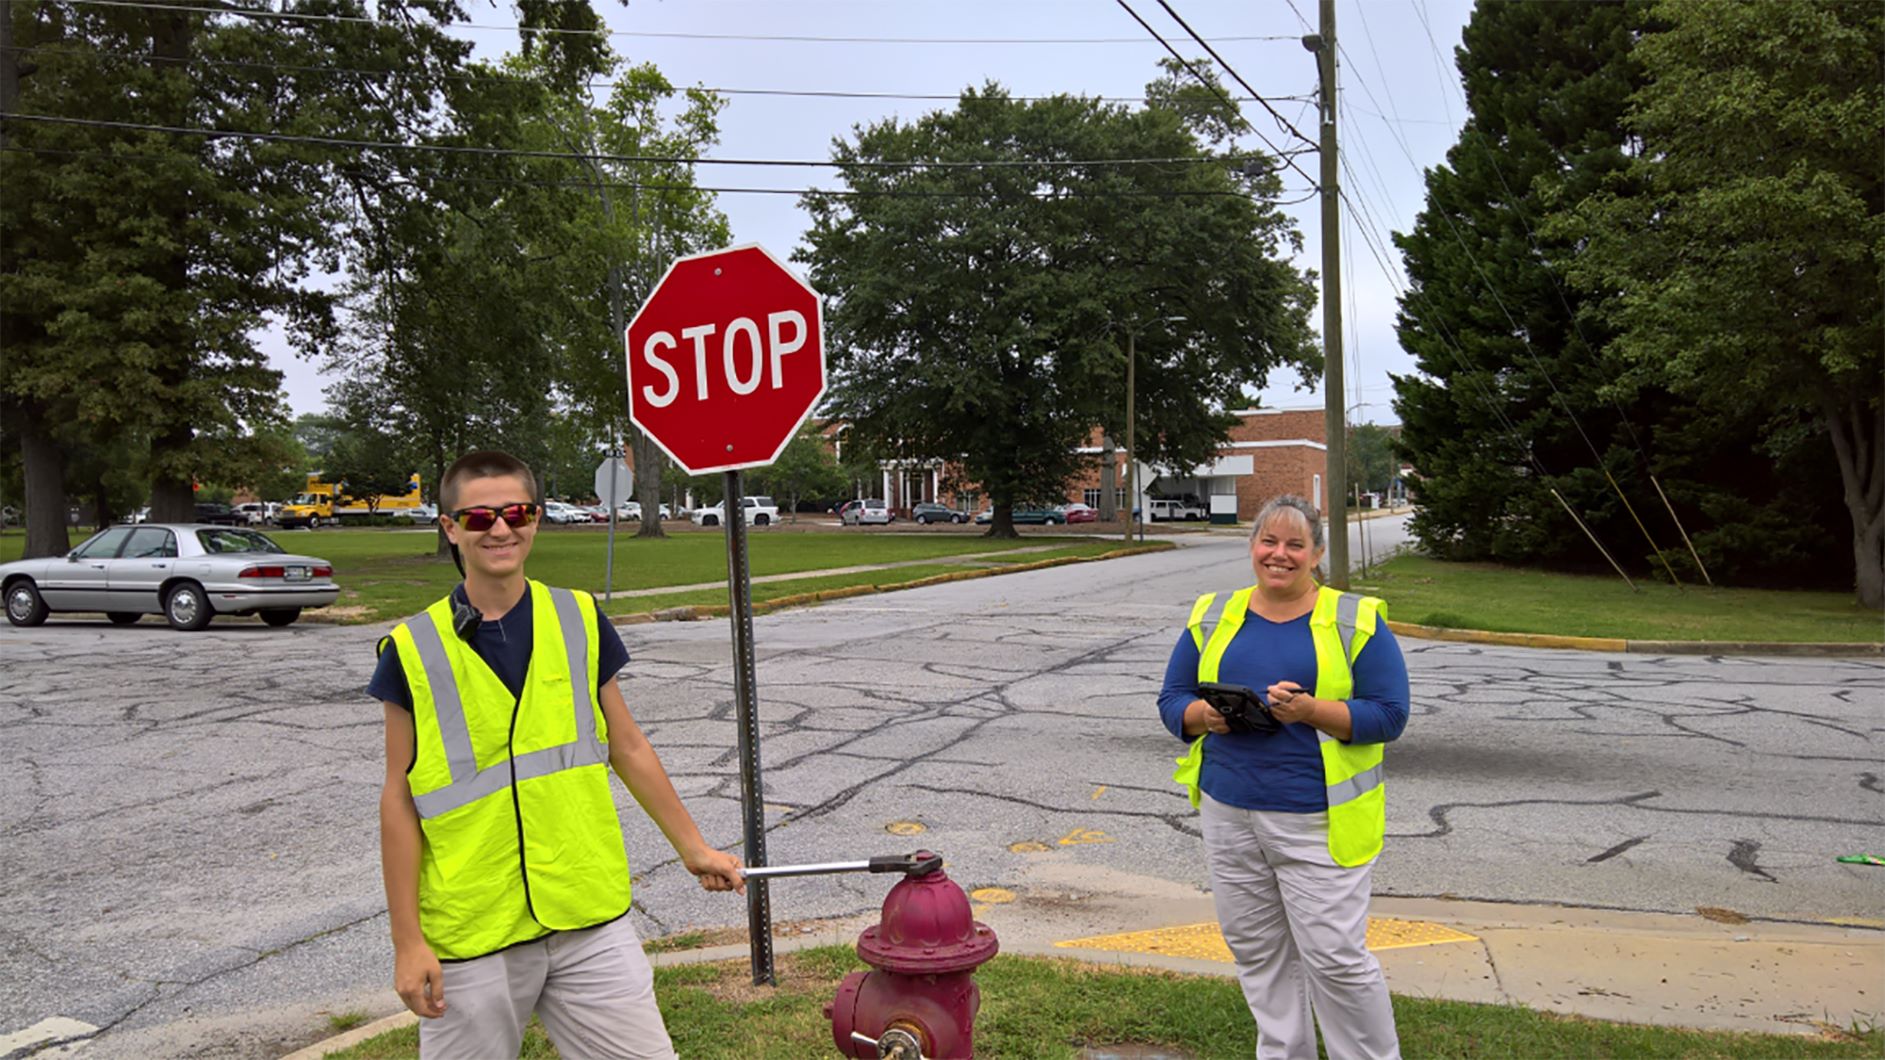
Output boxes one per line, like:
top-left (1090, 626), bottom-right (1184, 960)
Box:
top-left (1144, 497), bottom-right (1205, 522)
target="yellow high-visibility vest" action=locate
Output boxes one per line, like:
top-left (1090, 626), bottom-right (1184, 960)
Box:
top-left (1171, 584), bottom-right (1390, 867)
top-left (386, 581), bottom-right (631, 960)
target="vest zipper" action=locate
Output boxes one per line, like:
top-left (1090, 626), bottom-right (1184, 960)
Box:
top-left (506, 690), bottom-right (543, 927)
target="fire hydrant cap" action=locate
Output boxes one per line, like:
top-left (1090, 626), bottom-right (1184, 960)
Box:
top-left (855, 857), bottom-right (999, 975)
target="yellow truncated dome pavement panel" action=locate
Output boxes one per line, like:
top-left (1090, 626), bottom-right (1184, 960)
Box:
top-left (1054, 918), bottom-right (1478, 962)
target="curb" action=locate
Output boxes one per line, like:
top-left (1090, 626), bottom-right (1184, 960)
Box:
top-left (606, 542), bottom-right (1177, 628)
top-left (1386, 620), bottom-right (1882, 658)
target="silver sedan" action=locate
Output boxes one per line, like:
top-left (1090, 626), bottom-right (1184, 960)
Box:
top-left (1, 523), bottom-right (341, 630)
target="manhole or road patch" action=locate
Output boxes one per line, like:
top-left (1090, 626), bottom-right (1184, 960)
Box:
top-left (1055, 918), bottom-right (1478, 962)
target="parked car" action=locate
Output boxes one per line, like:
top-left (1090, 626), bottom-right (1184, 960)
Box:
top-left (692, 495), bottom-right (780, 527)
top-left (193, 503), bottom-right (247, 527)
top-left (1055, 503), bottom-right (1098, 524)
top-left (393, 503), bottom-right (440, 524)
top-left (120, 507), bottom-right (150, 525)
top-left (911, 502), bottom-right (968, 525)
top-left (1, 523), bottom-right (340, 630)
top-left (542, 501), bottom-right (585, 525)
top-left (841, 498), bottom-right (893, 526)
top-left (974, 505), bottom-right (1065, 525)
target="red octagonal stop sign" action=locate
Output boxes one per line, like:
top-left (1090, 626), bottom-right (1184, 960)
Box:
top-left (626, 244), bottom-right (825, 475)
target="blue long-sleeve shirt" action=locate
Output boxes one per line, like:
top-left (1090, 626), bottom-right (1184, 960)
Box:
top-left (1159, 608), bottom-right (1409, 813)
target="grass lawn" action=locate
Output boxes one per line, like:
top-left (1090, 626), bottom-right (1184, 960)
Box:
top-left (0, 528), bottom-right (1164, 625)
top-left (1359, 555), bottom-right (1881, 643)
top-left (324, 946), bottom-right (1881, 1059)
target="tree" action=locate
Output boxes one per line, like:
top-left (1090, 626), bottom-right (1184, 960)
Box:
top-left (1392, 0), bottom-right (1661, 569)
top-left (800, 75), bottom-right (1315, 537)
top-left (1553, 0), bottom-right (1883, 607)
top-left (1345, 424), bottom-right (1397, 498)
top-left (751, 426), bottom-right (847, 521)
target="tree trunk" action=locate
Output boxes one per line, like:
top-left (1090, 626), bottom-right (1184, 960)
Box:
top-left (632, 428), bottom-right (667, 539)
top-left (981, 501), bottom-right (1019, 539)
top-left (148, 463), bottom-right (195, 523)
top-left (1823, 393), bottom-right (1883, 609)
top-left (16, 402), bottom-right (70, 558)
top-left (146, 10), bottom-right (197, 526)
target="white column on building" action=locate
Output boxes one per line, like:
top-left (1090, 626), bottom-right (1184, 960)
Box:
top-left (929, 467), bottom-right (938, 503)
top-left (881, 469), bottom-right (891, 504)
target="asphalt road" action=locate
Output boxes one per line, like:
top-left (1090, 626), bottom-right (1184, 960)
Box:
top-left (2, 530), bottom-right (1879, 1057)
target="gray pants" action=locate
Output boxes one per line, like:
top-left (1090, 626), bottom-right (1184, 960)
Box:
top-left (1201, 792), bottom-right (1400, 1060)
top-left (419, 916), bottom-right (675, 1060)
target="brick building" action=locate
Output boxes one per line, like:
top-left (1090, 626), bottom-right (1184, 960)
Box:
top-left (819, 406), bottom-right (1328, 522)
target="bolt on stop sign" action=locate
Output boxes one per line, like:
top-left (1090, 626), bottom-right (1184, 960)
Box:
top-left (626, 244), bottom-right (825, 475)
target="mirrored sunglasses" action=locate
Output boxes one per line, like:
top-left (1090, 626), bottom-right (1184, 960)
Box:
top-left (450, 502), bottom-right (541, 532)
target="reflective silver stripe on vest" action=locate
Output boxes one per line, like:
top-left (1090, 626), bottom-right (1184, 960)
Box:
top-left (1335, 591), bottom-right (1361, 663)
top-left (409, 611), bottom-right (478, 784)
top-left (548, 587), bottom-right (597, 744)
top-left (410, 587), bottom-right (606, 821)
top-left (1326, 762), bottom-right (1384, 806)
top-left (412, 737), bottom-right (610, 818)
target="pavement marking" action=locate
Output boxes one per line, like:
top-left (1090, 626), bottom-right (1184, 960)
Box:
top-left (1058, 827), bottom-right (1115, 846)
top-left (885, 820), bottom-right (926, 836)
top-left (970, 887), bottom-right (1017, 904)
top-left (1823, 916), bottom-right (1885, 929)
top-left (1054, 918), bottom-right (1478, 962)
top-left (0, 1017), bottom-right (98, 1055)
top-left (1091, 785), bottom-right (1108, 800)
top-left (1008, 840), bottom-right (1051, 853)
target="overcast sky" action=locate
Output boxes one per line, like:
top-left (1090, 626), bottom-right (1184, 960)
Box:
top-left (269, 0), bottom-right (1477, 427)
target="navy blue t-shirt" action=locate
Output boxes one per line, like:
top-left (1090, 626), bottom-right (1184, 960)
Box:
top-left (1157, 609), bottom-right (1408, 814)
top-left (368, 584), bottom-right (630, 711)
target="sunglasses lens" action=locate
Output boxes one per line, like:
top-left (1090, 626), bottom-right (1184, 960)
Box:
top-left (500, 503), bottom-right (537, 527)
top-left (459, 508), bottom-right (498, 532)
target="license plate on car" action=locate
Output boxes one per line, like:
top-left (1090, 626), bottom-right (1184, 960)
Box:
top-left (284, 567), bottom-right (310, 581)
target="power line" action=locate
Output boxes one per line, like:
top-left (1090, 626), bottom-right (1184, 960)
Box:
top-left (1109, 0), bottom-right (1321, 193)
top-left (2, 143), bottom-right (1313, 201)
top-left (0, 42), bottom-right (1320, 107)
top-left (56, 0), bottom-right (1303, 44)
top-left (1, 111), bottom-right (1283, 172)
top-left (1150, 0), bottom-right (1319, 151)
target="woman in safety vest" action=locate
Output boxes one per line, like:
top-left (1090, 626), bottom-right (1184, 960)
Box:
top-left (1160, 494), bottom-right (1409, 1059)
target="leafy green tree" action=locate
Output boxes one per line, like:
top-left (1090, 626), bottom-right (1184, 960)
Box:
top-left (751, 426), bottom-right (847, 521)
top-left (1553, 0), bottom-right (1883, 607)
top-left (1345, 424), bottom-right (1397, 499)
top-left (800, 75), bottom-right (1315, 537)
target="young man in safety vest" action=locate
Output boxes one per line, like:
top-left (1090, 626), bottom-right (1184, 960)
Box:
top-left (370, 450), bottom-right (743, 1059)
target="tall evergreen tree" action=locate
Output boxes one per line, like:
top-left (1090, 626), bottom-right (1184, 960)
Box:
top-left (1393, 0), bottom-right (1655, 571)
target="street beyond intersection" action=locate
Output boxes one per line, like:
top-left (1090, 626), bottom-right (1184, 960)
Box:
top-left (0, 535), bottom-right (1879, 1056)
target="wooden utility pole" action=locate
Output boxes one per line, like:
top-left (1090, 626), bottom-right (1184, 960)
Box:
top-left (1307, 0), bottom-right (1348, 586)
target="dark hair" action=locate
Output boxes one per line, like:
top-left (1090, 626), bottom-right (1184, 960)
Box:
top-left (440, 450), bottom-right (540, 512)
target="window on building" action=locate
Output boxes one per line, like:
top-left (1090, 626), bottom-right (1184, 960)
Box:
top-left (1083, 488), bottom-right (1101, 508)
top-left (1116, 488), bottom-right (1127, 510)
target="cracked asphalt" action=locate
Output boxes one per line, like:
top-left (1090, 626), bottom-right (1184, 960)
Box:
top-left (2, 532), bottom-right (1880, 1057)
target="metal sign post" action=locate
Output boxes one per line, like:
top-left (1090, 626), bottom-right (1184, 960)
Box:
top-left (722, 469), bottom-right (774, 985)
top-left (624, 243), bottom-right (826, 991)
top-left (594, 455), bottom-right (633, 600)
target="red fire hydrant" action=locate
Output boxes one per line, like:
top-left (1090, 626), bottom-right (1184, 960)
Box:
top-left (823, 851), bottom-right (998, 1059)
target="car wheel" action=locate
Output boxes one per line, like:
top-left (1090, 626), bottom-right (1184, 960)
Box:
top-left (164, 582), bottom-right (213, 632)
top-left (917, 515), bottom-right (929, 524)
top-left (260, 608), bottom-right (301, 627)
top-left (755, 514), bottom-right (770, 526)
top-left (953, 514), bottom-right (965, 523)
top-left (702, 515), bottom-right (719, 527)
top-left (5, 580), bottom-right (49, 627)
top-left (106, 612), bottom-right (140, 626)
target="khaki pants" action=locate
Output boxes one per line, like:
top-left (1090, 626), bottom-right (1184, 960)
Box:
top-left (1201, 791), bottom-right (1400, 1060)
top-left (419, 917), bottom-right (675, 1060)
